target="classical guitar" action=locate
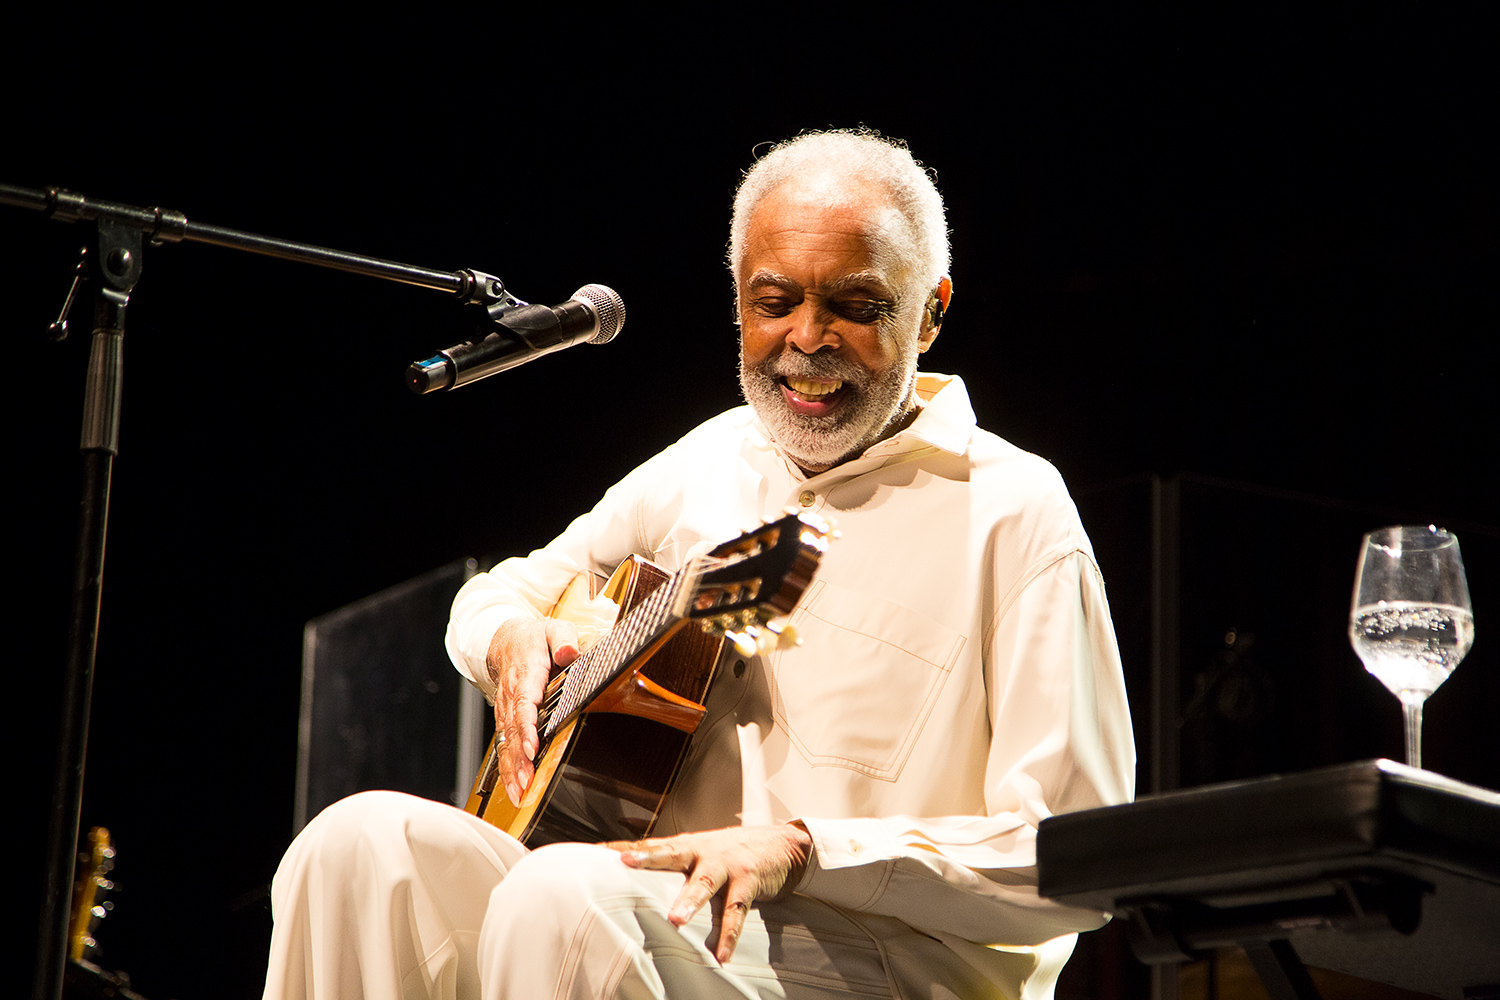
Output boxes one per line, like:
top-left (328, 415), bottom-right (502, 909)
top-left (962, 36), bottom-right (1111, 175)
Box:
top-left (464, 512), bottom-right (829, 846)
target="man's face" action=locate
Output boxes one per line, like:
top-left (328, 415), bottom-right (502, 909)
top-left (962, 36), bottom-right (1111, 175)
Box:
top-left (736, 175), bottom-right (925, 473)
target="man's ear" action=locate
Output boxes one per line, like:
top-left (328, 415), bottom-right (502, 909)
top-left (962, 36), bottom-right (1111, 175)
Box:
top-left (918, 276), bottom-right (953, 353)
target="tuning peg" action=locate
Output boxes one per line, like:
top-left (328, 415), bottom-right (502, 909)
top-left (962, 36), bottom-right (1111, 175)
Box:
top-left (723, 620), bottom-right (802, 658)
top-left (765, 619), bottom-right (800, 650)
top-left (725, 627), bottom-right (761, 658)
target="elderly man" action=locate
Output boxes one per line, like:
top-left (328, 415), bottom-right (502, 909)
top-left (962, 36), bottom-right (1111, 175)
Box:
top-left (263, 131), bottom-right (1134, 1000)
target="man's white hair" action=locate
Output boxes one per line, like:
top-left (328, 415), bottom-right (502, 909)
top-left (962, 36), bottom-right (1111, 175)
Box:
top-left (728, 130), bottom-right (950, 301)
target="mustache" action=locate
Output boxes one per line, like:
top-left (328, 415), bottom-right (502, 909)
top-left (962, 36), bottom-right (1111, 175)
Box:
top-left (761, 350), bottom-right (869, 385)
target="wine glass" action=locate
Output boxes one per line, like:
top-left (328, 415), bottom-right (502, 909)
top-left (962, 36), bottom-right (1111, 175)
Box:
top-left (1349, 525), bottom-right (1475, 769)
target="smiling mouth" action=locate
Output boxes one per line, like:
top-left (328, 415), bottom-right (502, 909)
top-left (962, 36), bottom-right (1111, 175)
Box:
top-left (779, 376), bottom-right (848, 414)
top-left (785, 376), bottom-right (842, 398)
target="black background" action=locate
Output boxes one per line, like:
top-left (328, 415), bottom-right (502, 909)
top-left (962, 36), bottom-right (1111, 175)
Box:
top-left (7, 9), bottom-right (1497, 997)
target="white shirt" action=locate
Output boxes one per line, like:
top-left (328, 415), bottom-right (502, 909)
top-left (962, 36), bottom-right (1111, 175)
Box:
top-left (447, 373), bottom-right (1135, 988)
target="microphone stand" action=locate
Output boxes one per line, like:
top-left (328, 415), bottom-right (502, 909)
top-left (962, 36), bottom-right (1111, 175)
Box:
top-left (0, 183), bottom-right (519, 1000)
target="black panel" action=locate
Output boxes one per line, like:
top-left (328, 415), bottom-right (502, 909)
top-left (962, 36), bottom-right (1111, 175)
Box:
top-left (297, 558), bottom-right (475, 830)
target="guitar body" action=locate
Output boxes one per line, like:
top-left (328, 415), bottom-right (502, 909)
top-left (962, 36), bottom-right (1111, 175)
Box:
top-left (465, 556), bottom-right (727, 845)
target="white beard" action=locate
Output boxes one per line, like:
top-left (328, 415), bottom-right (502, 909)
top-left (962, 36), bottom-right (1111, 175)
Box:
top-left (738, 339), bottom-right (919, 472)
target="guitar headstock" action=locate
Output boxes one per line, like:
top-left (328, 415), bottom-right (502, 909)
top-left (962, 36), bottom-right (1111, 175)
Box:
top-left (69, 825), bottom-right (115, 962)
top-left (677, 512), bottom-right (829, 652)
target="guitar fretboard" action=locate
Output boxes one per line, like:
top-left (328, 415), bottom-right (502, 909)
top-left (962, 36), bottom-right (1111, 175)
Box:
top-left (538, 568), bottom-right (691, 743)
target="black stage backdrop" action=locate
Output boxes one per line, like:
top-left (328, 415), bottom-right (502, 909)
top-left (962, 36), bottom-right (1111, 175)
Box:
top-left (7, 10), bottom-right (1497, 998)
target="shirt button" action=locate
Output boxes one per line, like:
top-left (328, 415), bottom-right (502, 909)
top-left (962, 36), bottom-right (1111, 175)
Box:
top-left (798, 490), bottom-right (816, 507)
top-left (848, 839), bottom-right (862, 854)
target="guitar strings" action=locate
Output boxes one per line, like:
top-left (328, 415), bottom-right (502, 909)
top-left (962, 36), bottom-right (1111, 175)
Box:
top-left (532, 549), bottom-right (746, 747)
top-left (537, 571), bottom-right (688, 743)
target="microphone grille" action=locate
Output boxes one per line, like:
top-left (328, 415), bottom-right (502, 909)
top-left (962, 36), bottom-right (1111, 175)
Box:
top-left (572, 284), bottom-right (626, 345)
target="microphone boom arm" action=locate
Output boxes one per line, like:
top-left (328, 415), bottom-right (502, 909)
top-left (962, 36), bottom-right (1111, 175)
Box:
top-left (0, 179), bottom-right (601, 1000)
top-left (0, 181), bottom-right (520, 306)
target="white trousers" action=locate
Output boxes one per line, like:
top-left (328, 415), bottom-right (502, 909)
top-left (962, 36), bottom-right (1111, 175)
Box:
top-left (260, 791), bottom-right (1021, 1000)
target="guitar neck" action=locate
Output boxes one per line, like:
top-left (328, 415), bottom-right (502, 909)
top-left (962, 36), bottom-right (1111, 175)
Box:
top-left (541, 567), bottom-right (691, 741)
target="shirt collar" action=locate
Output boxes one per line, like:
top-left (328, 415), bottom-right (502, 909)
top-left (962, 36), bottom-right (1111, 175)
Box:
top-left (876, 372), bottom-right (976, 458)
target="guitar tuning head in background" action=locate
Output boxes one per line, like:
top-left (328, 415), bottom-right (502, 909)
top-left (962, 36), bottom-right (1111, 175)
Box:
top-left (725, 618), bottom-right (800, 658)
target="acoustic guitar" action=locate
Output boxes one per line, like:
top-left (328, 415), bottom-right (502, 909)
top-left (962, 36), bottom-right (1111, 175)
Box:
top-left (464, 512), bottom-right (829, 846)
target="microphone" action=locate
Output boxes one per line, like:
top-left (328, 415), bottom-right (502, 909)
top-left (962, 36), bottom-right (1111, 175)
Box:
top-left (407, 283), bottom-right (625, 393)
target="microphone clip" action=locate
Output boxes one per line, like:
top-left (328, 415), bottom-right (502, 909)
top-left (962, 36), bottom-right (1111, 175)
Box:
top-left (455, 268), bottom-right (527, 316)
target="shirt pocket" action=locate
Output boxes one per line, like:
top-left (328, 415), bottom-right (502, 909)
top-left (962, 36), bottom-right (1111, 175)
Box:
top-left (767, 579), bottom-right (967, 780)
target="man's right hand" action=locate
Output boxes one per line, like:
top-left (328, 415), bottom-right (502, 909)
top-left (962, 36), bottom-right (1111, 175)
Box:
top-left (486, 617), bottom-right (581, 806)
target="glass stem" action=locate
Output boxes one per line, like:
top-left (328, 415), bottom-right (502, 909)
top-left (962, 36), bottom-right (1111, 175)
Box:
top-left (1402, 698), bottom-right (1424, 769)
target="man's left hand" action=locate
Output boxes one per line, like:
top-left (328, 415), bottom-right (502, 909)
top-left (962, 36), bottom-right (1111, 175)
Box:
top-left (604, 824), bottom-right (813, 964)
